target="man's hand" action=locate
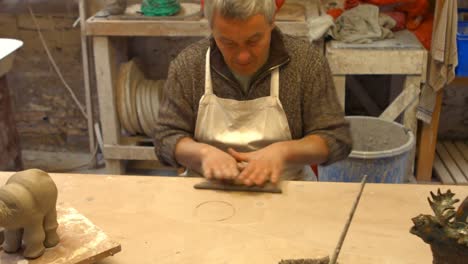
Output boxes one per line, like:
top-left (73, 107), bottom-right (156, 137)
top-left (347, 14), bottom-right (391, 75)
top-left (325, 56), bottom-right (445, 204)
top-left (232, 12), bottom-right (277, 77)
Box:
top-left (228, 143), bottom-right (287, 186)
top-left (200, 146), bottom-right (240, 180)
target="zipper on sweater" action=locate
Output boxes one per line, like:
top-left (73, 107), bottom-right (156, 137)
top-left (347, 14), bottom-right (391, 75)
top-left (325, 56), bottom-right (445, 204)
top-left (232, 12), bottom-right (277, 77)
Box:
top-left (210, 57), bottom-right (290, 97)
top-left (249, 57), bottom-right (290, 93)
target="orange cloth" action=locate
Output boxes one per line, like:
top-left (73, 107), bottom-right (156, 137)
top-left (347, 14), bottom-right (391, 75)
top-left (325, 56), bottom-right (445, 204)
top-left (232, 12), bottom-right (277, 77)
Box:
top-left (361, 0), bottom-right (430, 30)
top-left (395, 0), bottom-right (430, 29)
top-left (383, 11), bottom-right (407, 31)
top-left (327, 8), bottom-right (344, 19)
top-left (411, 14), bottom-right (433, 50)
top-left (344, 0), bottom-right (361, 10)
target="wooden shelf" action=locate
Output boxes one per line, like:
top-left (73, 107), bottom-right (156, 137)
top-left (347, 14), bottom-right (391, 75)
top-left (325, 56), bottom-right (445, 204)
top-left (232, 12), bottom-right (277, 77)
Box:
top-left (86, 17), bottom-right (310, 37)
top-left (86, 0), bottom-right (319, 37)
top-left (102, 136), bottom-right (156, 160)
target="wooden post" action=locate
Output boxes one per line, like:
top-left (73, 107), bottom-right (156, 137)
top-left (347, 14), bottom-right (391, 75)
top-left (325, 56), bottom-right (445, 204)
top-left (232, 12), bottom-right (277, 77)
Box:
top-left (93, 37), bottom-right (124, 174)
top-left (416, 90), bottom-right (443, 181)
top-left (79, 0), bottom-right (96, 166)
top-left (0, 76), bottom-right (23, 171)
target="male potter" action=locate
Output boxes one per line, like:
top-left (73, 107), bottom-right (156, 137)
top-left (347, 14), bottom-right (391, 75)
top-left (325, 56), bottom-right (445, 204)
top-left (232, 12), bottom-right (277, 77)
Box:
top-left (155, 0), bottom-right (351, 185)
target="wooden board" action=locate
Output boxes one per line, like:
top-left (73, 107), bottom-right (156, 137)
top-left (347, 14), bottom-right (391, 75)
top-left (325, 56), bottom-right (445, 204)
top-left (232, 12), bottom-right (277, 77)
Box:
top-left (434, 153), bottom-right (455, 184)
top-left (434, 141), bottom-right (468, 185)
top-left (326, 45), bottom-right (426, 75)
top-left (0, 172), bottom-right (466, 264)
top-left (331, 30), bottom-right (423, 49)
top-left (0, 206), bottom-right (121, 264)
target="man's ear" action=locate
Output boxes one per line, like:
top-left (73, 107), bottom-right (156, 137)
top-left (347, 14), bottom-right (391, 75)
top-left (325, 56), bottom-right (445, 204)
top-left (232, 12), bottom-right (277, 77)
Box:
top-left (270, 13), bottom-right (276, 30)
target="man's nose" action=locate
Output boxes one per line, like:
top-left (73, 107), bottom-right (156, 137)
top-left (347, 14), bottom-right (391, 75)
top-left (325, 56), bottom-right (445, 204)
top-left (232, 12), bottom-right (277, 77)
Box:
top-left (236, 50), bottom-right (252, 65)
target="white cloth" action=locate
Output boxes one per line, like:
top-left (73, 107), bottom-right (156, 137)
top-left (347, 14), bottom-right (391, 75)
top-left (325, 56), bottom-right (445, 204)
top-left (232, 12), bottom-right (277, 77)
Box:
top-left (416, 0), bottom-right (458, 123)
top-left (328, 4), bottom-right (395, 43)
top-left (308, 14), bottom-right (335, 41)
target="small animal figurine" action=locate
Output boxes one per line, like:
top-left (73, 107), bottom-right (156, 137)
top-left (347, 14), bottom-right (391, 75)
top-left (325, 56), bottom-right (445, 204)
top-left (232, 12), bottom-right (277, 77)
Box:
top-left (0, 169), bottom-right (59, 259)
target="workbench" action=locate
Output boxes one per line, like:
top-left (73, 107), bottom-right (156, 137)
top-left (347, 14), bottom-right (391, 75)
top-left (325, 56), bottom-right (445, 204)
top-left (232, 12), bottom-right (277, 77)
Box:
top-left (86, 0), bottom-right (321, 174)
top-left (1, 171), bottom-right (465, 263)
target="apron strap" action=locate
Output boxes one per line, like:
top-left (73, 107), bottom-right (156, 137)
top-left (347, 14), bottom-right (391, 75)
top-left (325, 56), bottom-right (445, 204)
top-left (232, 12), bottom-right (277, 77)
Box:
top-left (204, 48), bottom-right (213, 95)
top-left (270, 68), bottom-right (280, 98)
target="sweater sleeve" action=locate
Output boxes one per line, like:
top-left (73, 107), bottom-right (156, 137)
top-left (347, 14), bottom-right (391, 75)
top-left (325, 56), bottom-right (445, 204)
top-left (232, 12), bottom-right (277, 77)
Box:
top-left (301, 47), bottom-right (352, 165)
top-left (153, 58), bottom-right (196, 167)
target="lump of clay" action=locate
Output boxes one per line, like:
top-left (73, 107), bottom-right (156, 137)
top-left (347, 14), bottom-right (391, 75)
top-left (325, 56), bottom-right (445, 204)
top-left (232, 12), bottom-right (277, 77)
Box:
top-left (0, 169), bottom-right (59, 259)
top-left (95, 0), bottom-right (127, 17)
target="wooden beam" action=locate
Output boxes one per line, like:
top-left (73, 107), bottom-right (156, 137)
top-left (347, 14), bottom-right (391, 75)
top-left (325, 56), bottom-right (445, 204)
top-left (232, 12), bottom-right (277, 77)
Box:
top-left (416, 91), bottom-right (443, 181)
top-left (86, 18), bottom-right (309, 37)
top-left (79, 0), bottom-right (96, 166)
top-left (104, 145), bottom-right (157, 160)
top-left (380, 77), bottom-right (420, 122)
top-left (93, 37), bottom-right (124, 174)
top-left (326, 46), bottom-right (426, 75)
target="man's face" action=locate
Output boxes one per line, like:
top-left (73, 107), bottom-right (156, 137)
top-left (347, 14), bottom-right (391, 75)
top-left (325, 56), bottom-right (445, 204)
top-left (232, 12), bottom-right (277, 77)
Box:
top-left (212, 12), bottom-right (274, 76)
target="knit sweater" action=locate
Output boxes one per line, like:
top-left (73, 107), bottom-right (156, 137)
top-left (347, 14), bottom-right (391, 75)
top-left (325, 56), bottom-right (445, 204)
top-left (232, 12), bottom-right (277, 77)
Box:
top-left (154, 28), bottom-right (352, 167)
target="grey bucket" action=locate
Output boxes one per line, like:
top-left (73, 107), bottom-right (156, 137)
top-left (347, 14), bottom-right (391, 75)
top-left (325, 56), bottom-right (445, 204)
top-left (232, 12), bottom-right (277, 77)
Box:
top-left (318, 116), bottom-right (415, 183)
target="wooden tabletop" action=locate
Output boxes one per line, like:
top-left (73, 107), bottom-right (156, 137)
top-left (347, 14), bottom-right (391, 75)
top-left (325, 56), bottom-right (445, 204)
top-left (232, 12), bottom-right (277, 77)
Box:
top-left (0, 172), bottom-right (466, 264)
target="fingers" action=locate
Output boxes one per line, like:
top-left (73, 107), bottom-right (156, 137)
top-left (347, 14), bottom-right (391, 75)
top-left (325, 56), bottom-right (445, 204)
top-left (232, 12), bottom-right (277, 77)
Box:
top-left (237, 164), bottom-right (255, 185)
top-left (237, 162), bottom-right (248, 171)
top-left (203, 162), bottom-right (239, 180)
top-left (228, 148), bottom-right (250, 162)
top-left (203, 166), bottom-right (213, 179)
top-left (270, 167), bottom-right (280, 184)
top-left (238, 164), bottom-right (270, 186)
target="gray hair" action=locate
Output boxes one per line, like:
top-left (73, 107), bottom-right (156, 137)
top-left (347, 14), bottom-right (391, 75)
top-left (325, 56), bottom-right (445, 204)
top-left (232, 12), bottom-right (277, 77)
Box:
top-left (204, 0), bottom-right (276, 26)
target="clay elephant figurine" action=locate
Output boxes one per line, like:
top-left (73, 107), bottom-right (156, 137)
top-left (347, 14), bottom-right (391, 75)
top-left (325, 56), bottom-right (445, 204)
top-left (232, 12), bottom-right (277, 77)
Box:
top-left (0, 169), bottom-right (59, 259)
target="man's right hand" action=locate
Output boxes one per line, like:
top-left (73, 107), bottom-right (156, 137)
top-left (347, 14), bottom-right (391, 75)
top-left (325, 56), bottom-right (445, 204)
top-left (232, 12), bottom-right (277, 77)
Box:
top-left (200, 146), bottom-right (240, 180)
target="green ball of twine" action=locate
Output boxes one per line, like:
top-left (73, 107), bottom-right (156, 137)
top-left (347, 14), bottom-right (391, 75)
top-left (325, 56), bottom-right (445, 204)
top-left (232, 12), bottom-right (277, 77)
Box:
top-left (141, 0), bottom-right (181, 16)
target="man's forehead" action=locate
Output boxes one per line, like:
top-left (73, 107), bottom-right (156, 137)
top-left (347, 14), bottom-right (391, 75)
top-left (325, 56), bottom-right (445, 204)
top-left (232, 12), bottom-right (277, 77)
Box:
top-left (217, 32), bottom-right (263, 41)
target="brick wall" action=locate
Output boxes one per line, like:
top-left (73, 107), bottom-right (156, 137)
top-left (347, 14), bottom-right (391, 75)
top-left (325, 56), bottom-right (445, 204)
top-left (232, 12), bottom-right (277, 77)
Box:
top-left (0, 3), bottom-right (92, 152)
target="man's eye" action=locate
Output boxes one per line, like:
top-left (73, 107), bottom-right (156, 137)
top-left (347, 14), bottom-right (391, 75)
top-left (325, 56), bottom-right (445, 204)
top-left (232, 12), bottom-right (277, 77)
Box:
top-left (223, 41), bottom-right (236, 47)
top-left (247, 40), bottom-right (258, 46)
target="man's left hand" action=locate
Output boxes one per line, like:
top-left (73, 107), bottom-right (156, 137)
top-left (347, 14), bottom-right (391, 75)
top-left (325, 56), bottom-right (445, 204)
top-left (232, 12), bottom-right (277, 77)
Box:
top-left (228, 143), bottom-right (286, 186)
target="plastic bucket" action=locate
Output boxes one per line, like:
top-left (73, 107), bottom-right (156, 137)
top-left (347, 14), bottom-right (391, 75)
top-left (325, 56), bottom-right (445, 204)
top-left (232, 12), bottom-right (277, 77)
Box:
top-left (456, 10), bottom-right (468, 77)
top-left (319, 116), bottom-right (415, 183)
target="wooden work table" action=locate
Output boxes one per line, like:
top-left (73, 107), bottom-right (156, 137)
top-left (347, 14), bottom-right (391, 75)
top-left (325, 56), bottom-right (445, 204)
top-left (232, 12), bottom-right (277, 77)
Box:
top-left (0, 172), bottom-right (466, 263)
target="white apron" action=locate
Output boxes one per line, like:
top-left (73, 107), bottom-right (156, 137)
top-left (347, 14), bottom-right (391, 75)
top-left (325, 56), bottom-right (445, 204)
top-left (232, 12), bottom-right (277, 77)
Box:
top-left (191, 48), bottom-right (316, 181)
